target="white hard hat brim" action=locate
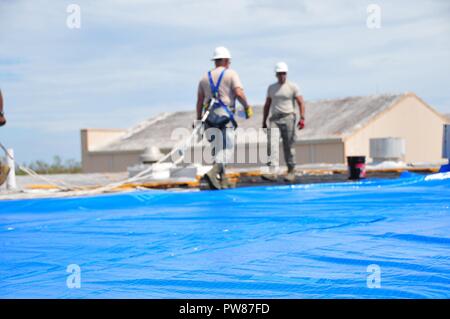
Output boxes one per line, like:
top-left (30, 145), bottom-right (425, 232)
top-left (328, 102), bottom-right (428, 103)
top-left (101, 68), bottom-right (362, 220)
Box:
top-left (211, 57), bottom-right (232, 61)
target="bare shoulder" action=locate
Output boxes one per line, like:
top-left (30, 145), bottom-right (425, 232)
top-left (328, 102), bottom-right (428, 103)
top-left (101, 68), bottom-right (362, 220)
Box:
top-left (199, 72), bottom-right (209, 84)
top-left (225, 68), bottom-right (239, 77)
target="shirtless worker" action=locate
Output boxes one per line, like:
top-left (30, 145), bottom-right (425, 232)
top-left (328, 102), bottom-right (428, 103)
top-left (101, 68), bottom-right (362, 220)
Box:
top-left (196, 46), bottom-right (253, 190)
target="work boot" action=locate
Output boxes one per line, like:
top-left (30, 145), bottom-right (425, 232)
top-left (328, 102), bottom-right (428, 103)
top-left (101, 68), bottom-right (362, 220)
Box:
top-left (283, 167), bottom-right (296, 183)
top-left (0, 164), bottom-right (10, 186)
top-left (261, 165), bottom-right (278, 182)
top-left (204, 164), bottom-right (223, 190)
top-left (261, 174), bottom-right (278, 182)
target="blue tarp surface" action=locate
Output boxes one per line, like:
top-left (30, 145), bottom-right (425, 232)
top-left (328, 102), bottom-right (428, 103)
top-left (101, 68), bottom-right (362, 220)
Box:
top-left (1, 172), bottom-right (450, 298)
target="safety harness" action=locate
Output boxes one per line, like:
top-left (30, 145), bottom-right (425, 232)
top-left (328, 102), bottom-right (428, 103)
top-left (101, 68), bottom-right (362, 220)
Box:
top-left (207, 69), bottom-right (238, 129)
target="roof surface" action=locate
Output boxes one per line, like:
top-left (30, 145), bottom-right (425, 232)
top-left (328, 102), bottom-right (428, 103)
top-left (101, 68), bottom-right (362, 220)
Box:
top-left (97, 93), bottom-right (407, 152)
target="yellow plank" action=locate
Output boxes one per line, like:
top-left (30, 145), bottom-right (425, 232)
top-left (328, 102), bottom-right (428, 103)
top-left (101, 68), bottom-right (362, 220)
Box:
top-left (25, 184), bottom-right (62, 190)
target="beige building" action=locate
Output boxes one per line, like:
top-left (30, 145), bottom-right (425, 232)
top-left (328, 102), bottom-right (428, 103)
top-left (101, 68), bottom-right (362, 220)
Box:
top-left (81, 93), bottom-right (448, 173)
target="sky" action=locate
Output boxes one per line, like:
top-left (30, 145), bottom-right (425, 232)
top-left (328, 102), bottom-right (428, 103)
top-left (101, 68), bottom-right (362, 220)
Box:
top-left (0, 0), bottom-right (449, 163)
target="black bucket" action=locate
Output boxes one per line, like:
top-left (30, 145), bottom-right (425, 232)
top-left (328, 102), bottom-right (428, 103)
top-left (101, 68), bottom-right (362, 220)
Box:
top-left (347, 156), bottom-right (366, 180)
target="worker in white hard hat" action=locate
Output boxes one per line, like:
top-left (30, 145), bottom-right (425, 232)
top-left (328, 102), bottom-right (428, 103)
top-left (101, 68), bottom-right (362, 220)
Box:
top-left (262, 62), bottom-right (305, 183)
top-left (0, 89), bottom-right (11, 186)
top-left (196, 46), bottom-right (253, 190)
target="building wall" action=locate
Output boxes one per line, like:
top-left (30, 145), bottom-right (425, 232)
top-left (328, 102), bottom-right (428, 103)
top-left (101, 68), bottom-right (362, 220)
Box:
top-left (295, 140), bottom-right (345, 164)
top-left (81, 94), bottom-right (446, 173)
top-left (81, 129), bottom-right (132, 173)
top-left (82, 152), bottom-right (141, 173)
top-left (82, 138), bottom-right (346, 173)
top-left (345, 95), bottom-right (446, 164)
top-left (179, 139), bottom-right (345, 168)
top-left (81, 129), bottom-right (126, 152)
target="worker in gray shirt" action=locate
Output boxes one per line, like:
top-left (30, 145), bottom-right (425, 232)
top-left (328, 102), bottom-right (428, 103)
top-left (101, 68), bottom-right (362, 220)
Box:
top-left (262, 62), bottom-right (305, 182)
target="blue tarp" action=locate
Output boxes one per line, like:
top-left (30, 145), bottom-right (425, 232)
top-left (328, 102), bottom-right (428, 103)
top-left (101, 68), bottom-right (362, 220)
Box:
top-left (1, 172), bottom-right (449, 298)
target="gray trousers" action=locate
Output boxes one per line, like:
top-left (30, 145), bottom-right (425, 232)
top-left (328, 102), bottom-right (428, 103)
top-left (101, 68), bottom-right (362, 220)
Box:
top-left (267, 113), bottom-right (296, 171)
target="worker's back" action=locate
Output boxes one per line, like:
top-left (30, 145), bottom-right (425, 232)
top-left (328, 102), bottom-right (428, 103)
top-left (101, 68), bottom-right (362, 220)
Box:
top-left (198, 66), bottom-right (243, 109)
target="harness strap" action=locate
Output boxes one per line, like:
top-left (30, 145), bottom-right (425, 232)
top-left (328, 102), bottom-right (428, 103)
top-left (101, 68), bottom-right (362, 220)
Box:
top-left (208, 69), bottom-right (226, 98)
top-left (216, 98), bottom-right (238, 128)
top-left (207, 69), bottom-right (237, 128)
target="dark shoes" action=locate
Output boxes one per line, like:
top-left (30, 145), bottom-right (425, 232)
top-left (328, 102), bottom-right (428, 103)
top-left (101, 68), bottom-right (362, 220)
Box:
top-left (204, 164), bottom-right (222, 190)
top-left (204, 164), bottom-right (236, 190)
top-left (261, 174), bottom-right (278, 182)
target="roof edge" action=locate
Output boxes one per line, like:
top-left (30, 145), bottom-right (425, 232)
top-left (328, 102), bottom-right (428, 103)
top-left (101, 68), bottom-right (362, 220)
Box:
top-left (342, 92), bottom-right (448, 141)
top-left (341, 93), bottom-right (408, 142)
top-left (295, 137), bottom-right (344, 145)
top-left (405, 92), bottom-right (449, 122)
top-left (87, 149), bottom-right (144, 155)
top-left (81, 128), bottom-right (127, 132)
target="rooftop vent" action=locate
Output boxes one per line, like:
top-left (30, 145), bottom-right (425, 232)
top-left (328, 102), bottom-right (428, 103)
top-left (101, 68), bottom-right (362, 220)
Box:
top-left (370, 137), bottom-right (405, 163)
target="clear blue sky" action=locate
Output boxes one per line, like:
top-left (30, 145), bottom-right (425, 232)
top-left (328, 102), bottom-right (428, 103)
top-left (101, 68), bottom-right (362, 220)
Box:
top-left (1, 0), bottom-right (449, 164)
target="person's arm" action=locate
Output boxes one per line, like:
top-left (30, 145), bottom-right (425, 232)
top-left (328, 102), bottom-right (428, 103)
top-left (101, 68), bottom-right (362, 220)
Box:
top-left (234, 87), bottom-right (253, 119)
top-left (262, 97), bottom-right (272, 128)
top-left (231, 71), bottom-right (252, 118)
top-left (295, 95), bottom-right (305, 129)
top-left (234, 87), bottom-right (249, 109)
top-left (0, 90), bottom-right (5, 126)
top-left (196, 89), bottom-right (205, 121)
top-left (296, 95), bottom-right (305, 120)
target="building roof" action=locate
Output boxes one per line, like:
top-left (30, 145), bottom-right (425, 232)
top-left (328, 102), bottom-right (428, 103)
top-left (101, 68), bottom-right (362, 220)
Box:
top-left (95, 93), bottom-right (411, 152)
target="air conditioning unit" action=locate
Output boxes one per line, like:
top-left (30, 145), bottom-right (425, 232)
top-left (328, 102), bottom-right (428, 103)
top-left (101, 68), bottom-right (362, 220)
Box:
top-left (370, 138), bottom-right (405, 163)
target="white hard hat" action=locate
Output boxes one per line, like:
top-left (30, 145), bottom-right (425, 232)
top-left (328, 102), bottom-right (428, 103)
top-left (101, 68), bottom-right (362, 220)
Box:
top-left (275, 62), bottom-right (289, 73)
top-left (212, 46), bottom-right (232, 60)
